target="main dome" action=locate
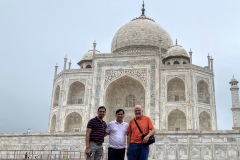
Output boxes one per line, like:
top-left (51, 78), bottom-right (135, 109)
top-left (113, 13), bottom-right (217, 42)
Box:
top-left (111, 15), bottom-right (173, 53)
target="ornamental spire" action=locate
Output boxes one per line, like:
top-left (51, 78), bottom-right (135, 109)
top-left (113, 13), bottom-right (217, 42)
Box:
top-left (141, 0), bottom-right (145, 16)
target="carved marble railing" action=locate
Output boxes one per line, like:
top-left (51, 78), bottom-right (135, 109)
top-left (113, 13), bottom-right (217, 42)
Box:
top-left (161, 64), bottom-right (213, 74)
top-left (1, 131), bottom-right (240, 160)
top-left (54, 69), bottom-right (92, 80)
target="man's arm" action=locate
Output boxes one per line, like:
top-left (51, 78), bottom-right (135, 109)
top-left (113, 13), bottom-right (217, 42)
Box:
top-left (85, 128), bottom-right (92, 156)
top-left (148, 128), bottom-right (155, 136)
top-left (105, 122), bottom-right (111, 136)
top-left (127, 131), bottom-right (131, 147)
top-left (142, 128), bottom-right (155, 143)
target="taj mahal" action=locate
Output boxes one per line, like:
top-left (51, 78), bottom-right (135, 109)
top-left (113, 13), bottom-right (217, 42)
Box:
top-left (1, 2), bottom-right (240, 160)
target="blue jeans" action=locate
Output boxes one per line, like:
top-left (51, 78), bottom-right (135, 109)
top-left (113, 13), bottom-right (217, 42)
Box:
top-left (127, 143), bottom-right (149, 160)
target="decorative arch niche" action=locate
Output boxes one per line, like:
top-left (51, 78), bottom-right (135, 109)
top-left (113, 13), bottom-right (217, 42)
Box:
top-left (197, 80), bottom-right (210, 104)
top-left (64, 112), bottom-right (82, 133)
top-left (86, 64), bottom-right (92, 68)
top-left (67, 81), bottom-right (85, 105)
top-left (173, 61), bottom-right (180, 65)
top-left (105, 75), bottom-right (145, 123)
top-left (50, 115), bottom-right (56, 133)
top-left (167, 77), bottom-right (185, 102)
top-left (215, 148), bottom-right (225, 159)
top-left (168, 109), bottom-right (186, 131)
top-left (53, 85), bottom-right (60, 107)
top-left (199, 111), bottom-right (212, 131)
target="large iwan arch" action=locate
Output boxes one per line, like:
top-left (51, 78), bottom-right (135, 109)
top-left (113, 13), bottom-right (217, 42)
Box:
top-left (64, 112), bottom-right (82, 133)
top-left (105, 75), bottom-right (145, 123)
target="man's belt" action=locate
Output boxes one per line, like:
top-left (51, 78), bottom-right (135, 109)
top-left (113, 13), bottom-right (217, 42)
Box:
top-left (90, 141), bottom-right (102, 145)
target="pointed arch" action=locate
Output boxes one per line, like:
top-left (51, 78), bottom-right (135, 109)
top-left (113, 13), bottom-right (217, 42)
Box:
top-left (191, 148), bottom-right (200, 159)
top-left (202, 147), bottom-right (212, 159)
top-left (215, 148), bottom-right (225, 159)
top-left (53, 85), bottom-right (60, 107)
top-left (173, 61), bottom-right (180, 65)
top-left (167, 147), bottom-right (175, 158)
top-left (227, 147), bottom-right (238, 158)
top-left (167, 77), bottom-right (185, 102)
top-left (67, 81), bottom-right (85, 105)
top-left (197, 80), bottom-right (210, 104)
top-left (86, 65), bottom-right (92, 68)
top-left (105, 75), bottom-right (145, 122)
top-left (199, 111), bottom-right (211, 131)
top-left (64, 112), bottom-right (82, 133)
top-left (168, 109), bottom-right (186, 131)
top-left (50, 115), bottom-right (57, 133)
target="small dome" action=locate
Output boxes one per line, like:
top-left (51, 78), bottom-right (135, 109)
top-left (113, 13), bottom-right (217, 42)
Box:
top-left (165, 44), bottom-right (189, 58)
top-left (111, 15), bottom-right (173, 53)
top-left (82, 50), bottom-right (100, 60)
top-left (230, 77), bottom-right (238, 83)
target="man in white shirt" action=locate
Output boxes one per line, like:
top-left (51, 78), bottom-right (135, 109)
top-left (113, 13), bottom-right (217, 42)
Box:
top-left (106, 109), bottom-right (129, 160)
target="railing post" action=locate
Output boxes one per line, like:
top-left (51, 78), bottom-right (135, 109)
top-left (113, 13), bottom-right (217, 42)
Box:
top-left (31, 150), bottom-right (33, 160)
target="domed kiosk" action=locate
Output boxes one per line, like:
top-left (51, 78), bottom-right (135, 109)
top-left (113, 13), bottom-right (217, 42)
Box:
top-left (163, 40), bottom-right (190, 65)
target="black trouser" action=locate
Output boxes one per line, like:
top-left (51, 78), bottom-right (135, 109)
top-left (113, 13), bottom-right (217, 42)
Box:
top-left (108, 147), bottom-right (126, 160)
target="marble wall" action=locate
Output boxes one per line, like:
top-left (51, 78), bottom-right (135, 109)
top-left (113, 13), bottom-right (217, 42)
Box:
top-left (1, 131), bottom-right (240, 160)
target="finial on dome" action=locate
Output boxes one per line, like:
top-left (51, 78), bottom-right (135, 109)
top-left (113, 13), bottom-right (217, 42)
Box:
top-left (175, 39), bottom-right (178, 45)
top-left (141, 0), bottom-right (145, 16)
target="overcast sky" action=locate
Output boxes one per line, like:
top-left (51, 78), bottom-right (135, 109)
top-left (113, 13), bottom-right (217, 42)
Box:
top-left (0, 0), bottom-right (239, 133)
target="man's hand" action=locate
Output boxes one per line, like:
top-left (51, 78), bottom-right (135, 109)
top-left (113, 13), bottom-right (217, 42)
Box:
top-left (142, 135), bottom-right (150, 143)
top-left (85, 147), bottom-right (91, 156)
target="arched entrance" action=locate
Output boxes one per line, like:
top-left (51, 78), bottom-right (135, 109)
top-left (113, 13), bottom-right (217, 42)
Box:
top-left (199, 111), bottom-right (211, 131)
top-left (167, 77), bottom-right (185, 102)
top-left (105, 76), bottom-right (145, 122)
top-left (168, 109), bottom-right (186, 131)
top-left (64, 112), bottom-right (82, 133)
top-left (67, 81), bottom-right (85, 105)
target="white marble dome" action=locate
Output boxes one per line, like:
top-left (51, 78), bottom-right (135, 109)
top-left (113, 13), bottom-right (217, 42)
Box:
top-left (165, 44), bottom-right (189, 58)
top-left (111, 15), bottom-right (173, 53)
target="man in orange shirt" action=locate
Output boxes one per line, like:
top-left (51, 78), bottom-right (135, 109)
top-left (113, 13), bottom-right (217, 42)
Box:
top-left (127, 105), bottom-right (155, 160)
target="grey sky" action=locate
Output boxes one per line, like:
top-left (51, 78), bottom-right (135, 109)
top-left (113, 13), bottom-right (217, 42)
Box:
top-left (0, 0), bottom-right (239, 133)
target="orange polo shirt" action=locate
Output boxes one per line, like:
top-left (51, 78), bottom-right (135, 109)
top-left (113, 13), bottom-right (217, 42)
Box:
top-left (128, 115), bottom-right (154, 143)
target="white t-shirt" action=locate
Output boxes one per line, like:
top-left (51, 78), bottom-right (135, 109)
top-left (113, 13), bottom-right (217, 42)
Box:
top-left (106, 120), bottom-right (129, 149)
